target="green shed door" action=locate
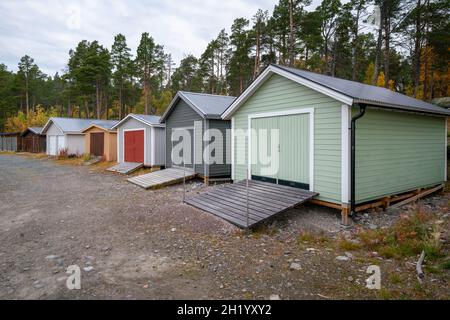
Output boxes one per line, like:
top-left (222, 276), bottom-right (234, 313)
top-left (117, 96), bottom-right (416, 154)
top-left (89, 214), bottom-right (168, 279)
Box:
top-left (251, 117), bottom-right (278, 182)
top-left (278, 113), bottom-right (310, 189)
top-left (250, 113), bottom-right (310, 190)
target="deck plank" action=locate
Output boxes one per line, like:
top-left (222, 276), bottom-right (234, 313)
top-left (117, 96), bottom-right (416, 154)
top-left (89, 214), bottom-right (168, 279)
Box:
top-left (107, 162), bottom-right (143, 174)
top-left (185, 180), bottom-right (318, 228)
top-left (206, 188), bottom-right (286, 211)
top-left (128, 168), bottom-right (196, 189)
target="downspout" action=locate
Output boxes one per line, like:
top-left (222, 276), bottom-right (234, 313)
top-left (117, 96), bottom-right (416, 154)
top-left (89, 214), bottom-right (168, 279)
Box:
top-left (350, 104), bottom-right (367, 216)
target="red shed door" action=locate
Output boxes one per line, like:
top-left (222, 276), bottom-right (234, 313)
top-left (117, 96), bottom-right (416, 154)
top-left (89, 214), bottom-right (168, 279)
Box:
top-left (124, 130), bottom-right (144, 163)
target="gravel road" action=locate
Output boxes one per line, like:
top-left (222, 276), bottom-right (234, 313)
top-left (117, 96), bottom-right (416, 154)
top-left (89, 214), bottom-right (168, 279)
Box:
top-left (0, 154), bottom-right (447, 299)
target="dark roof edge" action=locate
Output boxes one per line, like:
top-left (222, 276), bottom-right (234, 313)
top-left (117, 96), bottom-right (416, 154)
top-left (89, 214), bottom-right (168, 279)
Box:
top-left (270, 64), bottom-right (354, 101)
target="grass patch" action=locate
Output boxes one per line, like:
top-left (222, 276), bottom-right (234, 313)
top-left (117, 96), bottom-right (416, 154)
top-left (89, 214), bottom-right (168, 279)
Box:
top-left (356, 209), bottom-right (444, 260)
top-left (389, 273), bottom-right (402, 284)
top-left (82, 153), bottom-right (91, 161)
top-left (377, 288), bottom-right (393, 300)
top-left (441, 260), bottom-right (450, 270)
top-left (252, 224), bottom-right (277, 237)
top-left (298, 232), bottom-right (314, 243)
top-left (296, 231), bottom-right (331, 247)
top-left (337, 238), bottom-right (362, 251)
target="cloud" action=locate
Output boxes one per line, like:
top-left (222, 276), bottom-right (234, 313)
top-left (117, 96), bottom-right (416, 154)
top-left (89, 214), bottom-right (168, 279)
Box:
top-left (0, 0), bottom-right (280, 75)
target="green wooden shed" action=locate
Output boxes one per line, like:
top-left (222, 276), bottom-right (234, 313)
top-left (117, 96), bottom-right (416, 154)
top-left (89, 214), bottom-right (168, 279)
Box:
top-left (222, 64), bottom-right (450, 223)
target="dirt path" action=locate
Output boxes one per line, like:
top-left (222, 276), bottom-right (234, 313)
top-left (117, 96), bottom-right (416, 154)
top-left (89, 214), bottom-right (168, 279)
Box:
top-left (0, 154), bottom-right (448, 299)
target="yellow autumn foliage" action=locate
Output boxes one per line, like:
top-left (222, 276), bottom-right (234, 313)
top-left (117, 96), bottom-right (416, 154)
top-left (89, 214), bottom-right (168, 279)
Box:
top-left (5, 105), bottom-right (57, 132)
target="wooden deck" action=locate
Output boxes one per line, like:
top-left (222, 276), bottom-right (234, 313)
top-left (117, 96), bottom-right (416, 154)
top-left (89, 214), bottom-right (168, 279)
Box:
top-left (107, 162), bottom-right (143, 174)
top-left (127, 167), bottom-right (196, 189)
top-left (185, 180), bottom-right (318, 228)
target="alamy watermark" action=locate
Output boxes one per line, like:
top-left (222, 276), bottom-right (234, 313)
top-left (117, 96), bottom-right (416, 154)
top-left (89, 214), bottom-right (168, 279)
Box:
top-left (66, 265), bottom-right (81, 290)
top-left (170, 121), bottom-right (281, 176)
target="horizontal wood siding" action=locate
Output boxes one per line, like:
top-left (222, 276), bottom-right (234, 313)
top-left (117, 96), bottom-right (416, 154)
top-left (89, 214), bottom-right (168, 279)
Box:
top-left (165, 99), bottom-right (204, 175)
top-left (355, 108), bottom-right (446, 203)
top-left (207, 119), bottom-right (231, 177)
top-left (233, 74), bottom-right (342, 204)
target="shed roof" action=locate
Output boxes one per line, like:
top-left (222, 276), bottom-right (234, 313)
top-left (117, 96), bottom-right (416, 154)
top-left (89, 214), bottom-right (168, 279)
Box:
top-left (21, 127), bottom-right (43, 136)
top-left (42, 118), bottom-right (119, 134)
top-left (222, 64), bottom-right (450, 118)
top-left (0, 132), bottom-right (21, 136)
top-left (160, 91), bottom-right (236, 122)
top-left (110, 114), bottom-right (164, 130)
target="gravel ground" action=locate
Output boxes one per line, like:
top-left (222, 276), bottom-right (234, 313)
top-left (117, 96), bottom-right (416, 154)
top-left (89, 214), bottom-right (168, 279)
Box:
top-left (0, 154), bottom-right (448, 299)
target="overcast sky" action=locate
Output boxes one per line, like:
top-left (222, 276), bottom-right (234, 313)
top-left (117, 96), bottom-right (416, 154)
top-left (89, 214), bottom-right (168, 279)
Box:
top-left (0, 0), bottom-right (324, 76)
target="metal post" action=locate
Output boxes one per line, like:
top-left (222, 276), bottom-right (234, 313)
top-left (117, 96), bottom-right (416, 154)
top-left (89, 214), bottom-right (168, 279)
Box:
top-left (246, 168), bottom-right (250, 229)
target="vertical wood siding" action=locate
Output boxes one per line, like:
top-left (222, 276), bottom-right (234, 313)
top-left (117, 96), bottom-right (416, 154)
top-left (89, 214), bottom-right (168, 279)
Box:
top-left (355, 108), bottom-right (446, 203)
top-left (165, 99), bottom-right (204, 174)
top-left (66, 134), bottom-right (85, 155)
top-left (207, 119), bottom-right (231, 177)
top-left (233, 74), bottom-right (342, 204)
top-left (153, 127), bottom-right (166, 166)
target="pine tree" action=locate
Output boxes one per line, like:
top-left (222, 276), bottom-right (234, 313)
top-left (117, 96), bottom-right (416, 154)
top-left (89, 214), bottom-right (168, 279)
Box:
top-left (135, 32), bottom-right (165, 114)
top-left (111, 34), bottom-right (132, 119)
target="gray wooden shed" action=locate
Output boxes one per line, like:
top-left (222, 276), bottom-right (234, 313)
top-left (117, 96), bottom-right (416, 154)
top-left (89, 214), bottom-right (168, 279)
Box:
top-left (111, 114), bottom-right (165, 167)
top-left (0, 132), bottom-right (21, 151)
top-left (160, 91), bottom-right (235, 182)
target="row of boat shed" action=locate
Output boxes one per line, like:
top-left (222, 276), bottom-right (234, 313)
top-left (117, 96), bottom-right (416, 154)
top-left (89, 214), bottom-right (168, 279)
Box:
top-left (1, 64), bottom-right (449, 226)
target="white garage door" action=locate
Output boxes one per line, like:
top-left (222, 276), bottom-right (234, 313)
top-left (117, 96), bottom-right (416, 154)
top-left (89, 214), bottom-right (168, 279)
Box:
top-left (48, 135), bottom-right (65, 155)
top-left (57, 136), bottom-right (66, 154)
top-left (48, 136), bottom-right (57, 155)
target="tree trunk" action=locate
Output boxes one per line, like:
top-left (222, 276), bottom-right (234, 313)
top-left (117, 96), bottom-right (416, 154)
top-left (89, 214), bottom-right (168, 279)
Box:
top-left (331, 33), bottom-right (337, 77)
top-left (371, 26), bottom-right (383, 85)
top-left (324, 37), bottom-right (328, 74)
top-left (253, 25), bottom-right (260, 80)
top-left (25, 77), bottom-right (29, 116)
top-left (239, 76), bottom-right (243, 94)
top-left (413, 0), bottom-right (422, 97)
top-left (96, 79), bottom-right (100, 118)
top-left (384, 15), bottom-right (391, 88)
top-left (288, 0), bottom-right (295, 67)
top-left (423, 47), bottom-right (428, 100)
top-left (119, 79), bottom-right (123, 120)
top-left (67, 96), bottom-right (71, 118)
top-left (144, 79), bottom-right (148, 115)
top-left (84, 100), bottom-right (89, 119)
top-left (429, 63), bottom-right (434, 100)
top-left (352, 2), bottom-right (363, 81)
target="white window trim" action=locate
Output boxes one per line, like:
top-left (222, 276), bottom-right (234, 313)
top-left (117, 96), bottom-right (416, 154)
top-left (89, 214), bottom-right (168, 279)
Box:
top-left (123, 128), bottom-right (147, 165)
top-left (231, 116), bottom-right (235, 180)
top-left (341, 104), bottom-right (351, 203)
top-left (247, 107), bottom-right (315, 191)
top-left (171, 126), bottom-right (195, 168)
top-left (151, 126), bottom-right (156, 166)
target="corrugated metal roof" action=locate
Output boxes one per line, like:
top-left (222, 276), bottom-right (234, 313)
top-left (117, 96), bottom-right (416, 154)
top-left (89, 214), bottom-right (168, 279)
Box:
top-left (28, 127), bottom-right (43, 134)
top-left (179, 91), bottom-right (236, 118)
top-left (273, 64), bottom-right (450, 116)
top-left (43, 118), bottom-right (119, 134)
top-left (110, 113), bottom-right (163, 130)
top-left (131, 114), bottom-right (161, 124)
